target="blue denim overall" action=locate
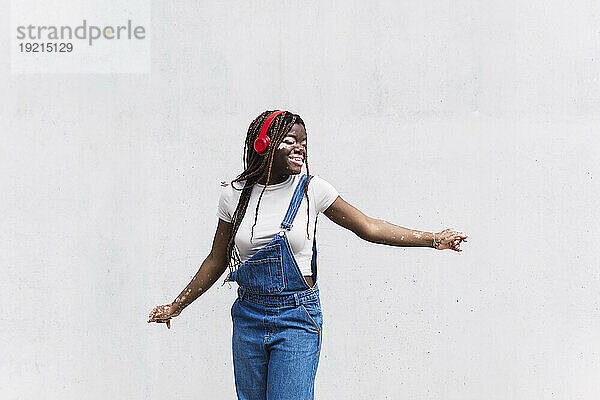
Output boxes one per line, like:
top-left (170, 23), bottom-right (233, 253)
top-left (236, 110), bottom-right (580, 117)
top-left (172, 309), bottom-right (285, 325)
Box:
top-left (225, 174), bottom-right (323, 400)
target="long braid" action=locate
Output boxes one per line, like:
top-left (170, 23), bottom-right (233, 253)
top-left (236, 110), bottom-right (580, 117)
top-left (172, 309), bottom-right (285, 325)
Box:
top-left (250, 134), bottom-right (276, 243)
top-left (224, 110), bottom-right (311, 278)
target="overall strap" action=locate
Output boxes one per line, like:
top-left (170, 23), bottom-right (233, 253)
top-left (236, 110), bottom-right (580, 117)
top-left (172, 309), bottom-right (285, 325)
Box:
top-left (280, 174), bottom-right (313, 230)
top-left (310, 214), bottom-right (318, 280)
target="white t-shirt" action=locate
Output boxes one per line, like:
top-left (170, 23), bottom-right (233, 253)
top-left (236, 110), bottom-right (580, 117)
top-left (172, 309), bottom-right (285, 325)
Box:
top-left (217, 174), bottom-right (339, 276)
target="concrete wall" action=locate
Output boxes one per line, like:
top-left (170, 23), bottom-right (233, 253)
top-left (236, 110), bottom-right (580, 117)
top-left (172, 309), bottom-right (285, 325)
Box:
top-left (2, 1), bottom-right (599, 399)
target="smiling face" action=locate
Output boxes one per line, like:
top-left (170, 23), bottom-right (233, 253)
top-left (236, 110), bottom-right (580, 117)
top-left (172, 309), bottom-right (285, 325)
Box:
top-left (271, 123), bottom-right (307, 178)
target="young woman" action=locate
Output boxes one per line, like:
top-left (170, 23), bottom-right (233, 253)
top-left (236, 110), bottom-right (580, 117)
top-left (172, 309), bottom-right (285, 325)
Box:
top-left (148, 110), bottom-right (468, 400)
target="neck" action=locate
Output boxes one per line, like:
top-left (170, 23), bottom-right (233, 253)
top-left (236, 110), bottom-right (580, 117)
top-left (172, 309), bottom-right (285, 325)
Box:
top-left (257, 172), bottom-right (289, 185)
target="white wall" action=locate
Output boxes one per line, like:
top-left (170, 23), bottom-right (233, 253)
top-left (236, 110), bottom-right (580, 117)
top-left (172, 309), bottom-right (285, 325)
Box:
top-left (2, 1), bottom-right (599, 399)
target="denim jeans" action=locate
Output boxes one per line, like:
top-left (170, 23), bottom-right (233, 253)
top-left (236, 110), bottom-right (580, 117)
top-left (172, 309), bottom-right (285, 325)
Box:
top-left (231, 285), bottom-right (322, 400)
top-left (225, 174), bottom-right (323, 400)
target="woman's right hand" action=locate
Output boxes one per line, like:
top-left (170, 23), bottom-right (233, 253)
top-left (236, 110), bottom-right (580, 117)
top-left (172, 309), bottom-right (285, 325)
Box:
top-left (148, 303), bottom-right (180, 329)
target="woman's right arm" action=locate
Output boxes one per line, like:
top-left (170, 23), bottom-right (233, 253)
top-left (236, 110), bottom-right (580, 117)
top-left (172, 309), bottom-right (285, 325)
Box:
top-left (148, 218), bottom-right (232, 328)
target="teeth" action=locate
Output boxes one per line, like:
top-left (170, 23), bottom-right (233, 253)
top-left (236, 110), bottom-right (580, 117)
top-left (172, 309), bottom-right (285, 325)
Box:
top-left (289, 156), bottom-right (303, 165)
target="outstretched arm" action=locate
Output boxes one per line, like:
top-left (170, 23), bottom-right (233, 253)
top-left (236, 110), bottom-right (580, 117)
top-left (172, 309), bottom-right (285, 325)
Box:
top-left (323, 196), bottom-right (467, 251)
top-left (148, 218), bottom-right (232, 328)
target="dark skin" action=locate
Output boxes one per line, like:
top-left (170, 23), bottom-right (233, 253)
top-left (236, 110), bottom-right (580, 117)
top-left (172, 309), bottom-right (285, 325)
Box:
top-left (149, 123), bottom-right (468, 328)
top-left (257, 123), bottom-right (307, 185)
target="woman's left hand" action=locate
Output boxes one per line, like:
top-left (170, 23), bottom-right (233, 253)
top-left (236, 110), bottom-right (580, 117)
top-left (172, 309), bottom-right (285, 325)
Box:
top-left (434, 229), bottom-right (468, 252)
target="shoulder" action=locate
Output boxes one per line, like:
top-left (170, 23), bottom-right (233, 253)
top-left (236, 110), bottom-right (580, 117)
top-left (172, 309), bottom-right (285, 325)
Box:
top-left (307, 174), bottom-right (339, 213)
top-left (217, 178), bottom-right (245, 223)
top-left (308, 174), bottom-right (337, 192)
top-left (218, 178), bottom-right (245, 201)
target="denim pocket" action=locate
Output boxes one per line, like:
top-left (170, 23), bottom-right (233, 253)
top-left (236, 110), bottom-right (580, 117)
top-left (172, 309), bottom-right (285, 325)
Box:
top-left (235, 256), bottom-right (285, 294)
top-left (300, 300), bottom-right (322, 332)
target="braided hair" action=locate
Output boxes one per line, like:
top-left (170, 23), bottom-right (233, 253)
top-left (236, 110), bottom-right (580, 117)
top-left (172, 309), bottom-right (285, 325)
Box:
top-left (224, 110), bottom-right (311, 276)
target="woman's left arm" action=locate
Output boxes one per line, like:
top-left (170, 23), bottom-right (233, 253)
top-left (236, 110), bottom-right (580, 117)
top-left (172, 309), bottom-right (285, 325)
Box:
top-left (323, 196), bottom-right (468, 252)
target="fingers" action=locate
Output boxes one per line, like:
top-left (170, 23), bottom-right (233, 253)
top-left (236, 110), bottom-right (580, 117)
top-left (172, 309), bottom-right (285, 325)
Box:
top-left (148, 316), bottom-right (172, 326)
top-left (447, 231), bottom-right (468, 243)
top-left (434, 229), bottom-right (468, 252)
top-left (451, 240), bottom-right (461, 252)
top-left (148, 316), bottom-right (169, 323)
top-left (448, 233), bottom-right (468, 252)
top-left (148, 313), bottom-right (166, 323)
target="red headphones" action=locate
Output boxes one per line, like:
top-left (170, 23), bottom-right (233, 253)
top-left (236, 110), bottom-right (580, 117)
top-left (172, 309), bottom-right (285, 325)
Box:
top-left (253, 110), bottom-right (288, 154)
